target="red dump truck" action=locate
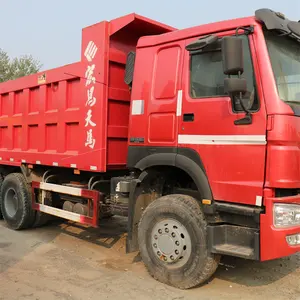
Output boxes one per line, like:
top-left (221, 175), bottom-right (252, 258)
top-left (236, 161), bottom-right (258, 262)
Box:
top-left (0, 8), bottom-right (300, 289)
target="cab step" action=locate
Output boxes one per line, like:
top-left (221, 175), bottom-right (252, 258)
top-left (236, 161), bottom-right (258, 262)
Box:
top-left (208, 224), bottom-right (259, 260)
top-left (213, 244), bottom-right (254, 259)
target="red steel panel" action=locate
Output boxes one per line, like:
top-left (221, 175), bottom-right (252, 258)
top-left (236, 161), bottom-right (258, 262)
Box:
top-left (0, 14), bottom-right (174, 172)
top-left (261, 191), bottom-right (300, 261)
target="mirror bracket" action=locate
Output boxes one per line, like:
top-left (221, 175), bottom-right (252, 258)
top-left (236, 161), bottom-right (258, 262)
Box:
top-left (234, 94), bottom-right (253, 125)
top-left (234, 112), bottom-right (253, 125)
top-left (235, 26), bottom-right (254, 36)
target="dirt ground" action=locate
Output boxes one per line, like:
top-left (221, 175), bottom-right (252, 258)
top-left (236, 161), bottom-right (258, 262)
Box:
top-left (0, 217), bottom-right (300, 300)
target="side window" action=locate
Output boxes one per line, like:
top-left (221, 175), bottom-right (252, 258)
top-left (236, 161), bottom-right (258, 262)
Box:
top-left (190, 35), bottom-right (259, 111)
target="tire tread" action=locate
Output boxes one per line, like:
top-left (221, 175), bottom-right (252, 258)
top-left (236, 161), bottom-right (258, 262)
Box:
top-left (138, 194), bottom-right (220, 289)
top-left (0, 175), bottom-right (3, 220)
top-left (0, 173), bottom-right (35, 230)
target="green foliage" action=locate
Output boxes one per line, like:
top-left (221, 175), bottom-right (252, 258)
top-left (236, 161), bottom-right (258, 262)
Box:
top-left (0, 49), bottom-right (42, 83)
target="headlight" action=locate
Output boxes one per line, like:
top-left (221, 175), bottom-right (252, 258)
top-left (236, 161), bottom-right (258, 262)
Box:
top-left (286, 234), bottom-right (300, 246)
top-left (274, 204), bottom-right (300, 228)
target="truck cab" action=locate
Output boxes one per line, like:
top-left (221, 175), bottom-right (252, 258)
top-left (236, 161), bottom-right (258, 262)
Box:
top-left (127, 8), bottom-right (300, 266)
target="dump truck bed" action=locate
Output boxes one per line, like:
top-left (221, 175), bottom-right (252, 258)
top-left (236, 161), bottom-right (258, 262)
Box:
top-left (0, 14), bottom-right (174, 172)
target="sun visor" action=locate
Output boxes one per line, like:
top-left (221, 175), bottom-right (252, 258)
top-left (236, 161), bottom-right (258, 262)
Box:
top-left (255, 8), bottom-right (300, 39)
top-left (288, 21), bottom-right (300, 37)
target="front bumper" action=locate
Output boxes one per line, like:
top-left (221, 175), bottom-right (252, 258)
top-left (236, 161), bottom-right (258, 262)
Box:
top-left (261, 194), bottom-right (300, 261)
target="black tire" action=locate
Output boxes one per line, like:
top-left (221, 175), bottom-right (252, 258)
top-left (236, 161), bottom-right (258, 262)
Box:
top-left (0, 173), bottom-right (35, 230)
top-left (0, 175), bottom-right (3, 220)
top-left (138, 194), bottom-right (220, 289)
top-left (33, 211), bottom-right (50, 228)
top-left (99, 210), bottom-right (114, 220)
top-left (32, 191), bottom-right (51, 228)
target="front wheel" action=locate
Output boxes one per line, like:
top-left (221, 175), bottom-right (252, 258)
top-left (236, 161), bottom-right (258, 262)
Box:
top-left (138, 194), bottom-right (220, 289)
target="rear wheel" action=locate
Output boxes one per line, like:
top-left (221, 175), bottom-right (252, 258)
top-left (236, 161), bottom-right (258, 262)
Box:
top-left (32, 191), bottom-right (52, 228)
top-left (0, 173), bottom-right (35, 230)
top-left (0, 175), bottom-right (3, 219)
top-left (138, 194), bottom-right (220, 289)
top-left (33, 210), bottom-right (51, 228)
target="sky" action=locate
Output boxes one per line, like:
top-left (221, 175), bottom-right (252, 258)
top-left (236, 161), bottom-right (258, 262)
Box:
top-left (1, 0), bottom-right (300, 70)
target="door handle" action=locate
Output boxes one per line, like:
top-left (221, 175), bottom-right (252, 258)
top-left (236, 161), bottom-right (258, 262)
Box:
top-left (183, 113), bottom-right (194, 122)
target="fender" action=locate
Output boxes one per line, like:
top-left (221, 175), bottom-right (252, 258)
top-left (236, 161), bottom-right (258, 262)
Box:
top-left (175, 154), bottom-right (212, 200)
top-left (136, 153), bottom-right (176, 170)
top-left (126, 147), bottom-right (213, 253)
top-left (128, 146), bottom-right (212, 200)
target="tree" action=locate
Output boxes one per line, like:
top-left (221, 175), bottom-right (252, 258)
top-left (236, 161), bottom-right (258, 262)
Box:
top-left (0, 49), bottom-right (42, 83)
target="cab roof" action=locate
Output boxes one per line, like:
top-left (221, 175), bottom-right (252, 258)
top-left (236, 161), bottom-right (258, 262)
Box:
top-left (137, 16), bottom-right (259, 48)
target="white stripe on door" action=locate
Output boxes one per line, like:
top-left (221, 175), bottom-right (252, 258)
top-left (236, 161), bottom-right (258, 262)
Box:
top-left (178, 135), bottom-right (266, 145)
top-left (255, 195), bottom-right (263, 206)
top-left (176, 90), bottom-right (183, 117)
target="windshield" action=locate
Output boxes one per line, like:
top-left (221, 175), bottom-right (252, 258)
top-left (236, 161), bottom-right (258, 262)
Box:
top-left (264, 30), bottom-right (300, 103)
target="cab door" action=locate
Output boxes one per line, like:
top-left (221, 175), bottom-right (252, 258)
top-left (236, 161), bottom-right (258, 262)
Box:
top-left (178, 33), bottom-right (267, 206)
top-left (146, 43), bottom-right (184, 147)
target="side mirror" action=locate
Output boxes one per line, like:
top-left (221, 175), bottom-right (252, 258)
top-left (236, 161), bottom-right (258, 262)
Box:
top-left (221, 37), bottom-right (244, 75)
top-left (186, 34), bottom-right (218, 52)
top-left (225, 78), bottom-right (251, 125)
top-left (222, 37), bottom-right (251, 125)
top-left (224, 78), bottom-right (247, 95)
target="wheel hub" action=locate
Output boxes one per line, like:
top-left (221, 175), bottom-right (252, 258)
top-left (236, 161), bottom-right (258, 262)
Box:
top-left (151, 219), bottom-right (191, 264)
top-left (4, 188), bottom-right (19, 218)
top-left (157, 235), bottom-right (174, 255)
